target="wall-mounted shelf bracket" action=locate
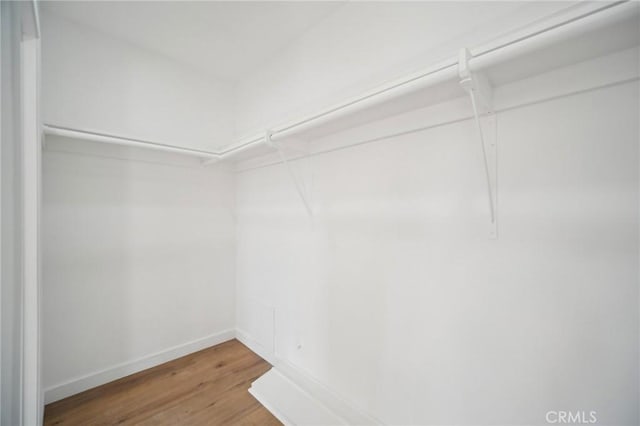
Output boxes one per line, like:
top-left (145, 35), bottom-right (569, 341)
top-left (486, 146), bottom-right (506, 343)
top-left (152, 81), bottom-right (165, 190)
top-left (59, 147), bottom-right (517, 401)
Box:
top-left (459, 48), bottom-right (497, 239)
top-left (265, 130), bottom-right (314, 217)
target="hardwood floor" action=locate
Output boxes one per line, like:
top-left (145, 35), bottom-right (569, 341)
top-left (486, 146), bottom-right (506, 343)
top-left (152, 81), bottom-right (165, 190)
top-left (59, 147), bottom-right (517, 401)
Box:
top-left (44, 339), bottom-right (282, 425)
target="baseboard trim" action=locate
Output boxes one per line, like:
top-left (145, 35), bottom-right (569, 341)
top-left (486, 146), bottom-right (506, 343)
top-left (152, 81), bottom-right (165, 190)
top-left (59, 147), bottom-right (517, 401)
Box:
top-left (238, 328), bottom-right (383, 425)
top-left (43, 328), bottom-right (236, 404)
top-left (249, 375), bottom-right (296, 426)
top-left (249, 368), bottom-right (345, 426)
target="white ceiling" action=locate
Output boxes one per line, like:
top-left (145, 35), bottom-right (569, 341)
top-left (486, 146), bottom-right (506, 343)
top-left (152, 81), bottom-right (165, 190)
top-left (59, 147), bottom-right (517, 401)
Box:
top-left (40, 1), bottom-right (345, 82)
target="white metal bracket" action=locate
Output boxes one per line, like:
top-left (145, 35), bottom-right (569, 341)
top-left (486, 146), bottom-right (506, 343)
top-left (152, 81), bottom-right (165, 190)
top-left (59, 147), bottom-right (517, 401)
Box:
top-left (458, 48), bottom-right (493, 111)
top-left (266, 130), bottom-right (314, 217)
top-left (459, 48), bottom-right (497, 239)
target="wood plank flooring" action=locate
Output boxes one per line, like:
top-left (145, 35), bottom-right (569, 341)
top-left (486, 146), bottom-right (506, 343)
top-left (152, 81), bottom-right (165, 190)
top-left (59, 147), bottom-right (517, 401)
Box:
top-left (44, 339), bottom-right (282, 425)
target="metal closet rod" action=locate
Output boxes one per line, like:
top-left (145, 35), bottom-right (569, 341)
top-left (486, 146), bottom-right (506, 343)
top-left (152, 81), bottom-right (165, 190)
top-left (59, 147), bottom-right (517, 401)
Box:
top-left (225, 1), bottom-right (633, 153)
top-left (42, 124), bottom-right (269, 160)
top-left (43, 1), bottom-right (634, 162)
top-left (43, 125), bottom-right (222, 159)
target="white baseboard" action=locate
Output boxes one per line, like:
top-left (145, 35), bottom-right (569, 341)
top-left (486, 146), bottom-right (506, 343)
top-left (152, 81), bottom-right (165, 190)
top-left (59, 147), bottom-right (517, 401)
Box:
top-left (249, 368), bottom-right (345, 426)
top-left (43, 328), bottom-right (236, 404)
top-left (238, 328), bottom-right (383, 426)
top-left (249, 370), bottom-right (296, 426)
top-left (273, 360), bottom-right (383, 425)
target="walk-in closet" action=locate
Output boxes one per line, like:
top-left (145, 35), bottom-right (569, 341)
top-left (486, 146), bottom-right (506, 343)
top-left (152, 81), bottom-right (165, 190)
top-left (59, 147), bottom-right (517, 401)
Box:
top-left (1, 1), bottom-right (639, 425)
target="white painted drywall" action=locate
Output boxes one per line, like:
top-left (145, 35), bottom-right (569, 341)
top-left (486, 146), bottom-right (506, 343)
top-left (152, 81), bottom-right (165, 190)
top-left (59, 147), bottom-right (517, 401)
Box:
top-left (42, 142), bottom-right (236, 402)
top-left (40, 11), bottom-right (236, 152)
top-left (39, 5), bottom-right (241, 407)
top-left (233, 1), bottom-right (576, 139)
top-left (235, 56), bottom-right (640, 425)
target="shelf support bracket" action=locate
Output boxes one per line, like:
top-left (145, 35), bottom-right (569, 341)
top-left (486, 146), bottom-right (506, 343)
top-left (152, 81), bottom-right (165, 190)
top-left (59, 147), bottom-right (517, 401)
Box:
top-left (265, 130), bottom-right (314, 217)
top-left (459, 48), bottom-right (497, 239)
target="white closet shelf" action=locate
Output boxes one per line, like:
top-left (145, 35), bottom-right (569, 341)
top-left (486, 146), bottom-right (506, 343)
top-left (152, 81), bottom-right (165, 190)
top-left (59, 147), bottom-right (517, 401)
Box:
top-left (223, 0), bottom-right (639, 162)
top-left (43, 1), bottom-right (639, 164)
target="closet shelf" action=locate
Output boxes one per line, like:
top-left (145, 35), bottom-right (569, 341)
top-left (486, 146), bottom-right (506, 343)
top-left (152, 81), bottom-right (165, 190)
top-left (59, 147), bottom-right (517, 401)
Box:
top-left (43, 1), bottom-right (639, 164)
top-left (222, 0), bottom-right (638, 162)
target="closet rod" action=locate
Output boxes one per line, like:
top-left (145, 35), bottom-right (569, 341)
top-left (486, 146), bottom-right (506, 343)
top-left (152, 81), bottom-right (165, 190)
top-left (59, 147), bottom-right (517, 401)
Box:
top-left (43, 1), bottom-right (635, 162)
top-left (43, 125), bottom-right (221, 160)
top-left (470, 1), bottom-right (633, 72)
top-left (43, 123), bottom-right (264, 161)
top-left (221, 0), bottom-right (635, 158)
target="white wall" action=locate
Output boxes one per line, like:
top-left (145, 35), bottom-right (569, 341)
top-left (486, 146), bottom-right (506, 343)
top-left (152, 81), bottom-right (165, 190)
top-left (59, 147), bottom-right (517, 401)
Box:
top-left (42, 141), bottom-right (236, 403)
top-left (235, 53), bottom-right (639, 424)
top-left (41, 11), bottom-right (236, 152)
top-left (233, 1), bottom-right (575, 139)
top-left (39, 7), bottom-right (241, 406)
